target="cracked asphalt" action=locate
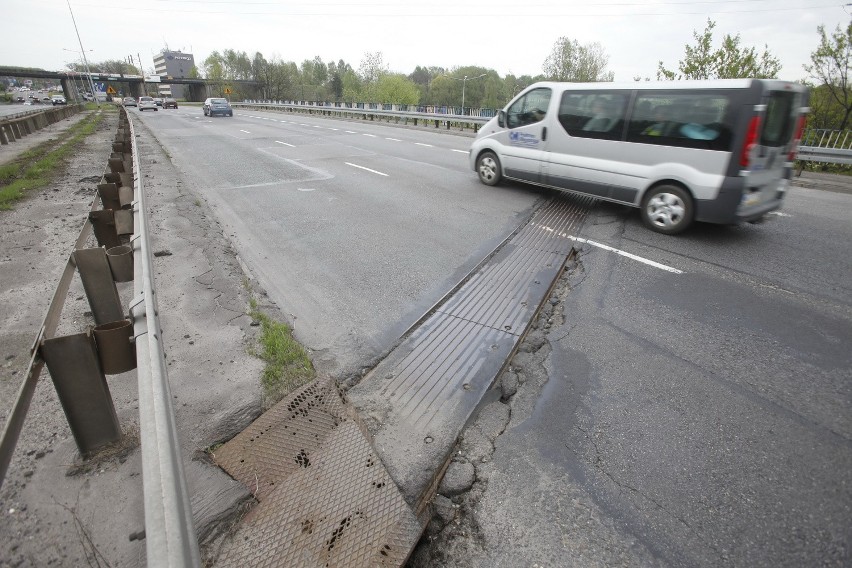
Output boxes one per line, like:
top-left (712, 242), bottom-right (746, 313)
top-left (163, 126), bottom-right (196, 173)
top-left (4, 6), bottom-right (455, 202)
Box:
top-left (410, 178), bottom-right (852, 567)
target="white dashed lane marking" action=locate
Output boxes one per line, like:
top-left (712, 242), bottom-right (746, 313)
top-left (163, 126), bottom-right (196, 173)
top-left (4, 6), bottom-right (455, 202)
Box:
top-left (345, 162), bottom-right (388, 177)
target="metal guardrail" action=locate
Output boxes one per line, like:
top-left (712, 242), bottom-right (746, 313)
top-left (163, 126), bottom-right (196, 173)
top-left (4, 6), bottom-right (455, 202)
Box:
top-left (244, 100), bottom-right (498, 118)
top-left (233, 100), bottom-right (491, 132)
top-left (797, 128), bottom-right (852, 165)
top-left (0, 105), bottom-right (199, 566)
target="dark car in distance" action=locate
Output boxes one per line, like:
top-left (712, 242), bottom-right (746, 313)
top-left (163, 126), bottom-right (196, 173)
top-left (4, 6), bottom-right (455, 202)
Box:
top-left (163, 98), bottom-right (178, 109)
top-left (203, 97), bottom-right (233, 117)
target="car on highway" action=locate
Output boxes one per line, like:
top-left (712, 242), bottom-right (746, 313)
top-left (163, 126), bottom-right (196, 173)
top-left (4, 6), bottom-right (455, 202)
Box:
top-left (163, 98), bottom-right (178, 109)
top-left (122, 97), bottom-right (137, 107)
top-left (138, 96), bottom-right (158, 111)
top-left (153, 97), bottom-right (163, 107)
top-left (203, 97), bottom-right (233, 117)
top-left (50, 95), bottom-right (66, 105)
top-left (40, 96), bottom-right (52, 104)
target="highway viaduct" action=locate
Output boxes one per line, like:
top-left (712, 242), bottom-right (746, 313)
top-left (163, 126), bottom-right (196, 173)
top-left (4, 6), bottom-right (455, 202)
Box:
top-left (0, 66), bottom-right (259, 101)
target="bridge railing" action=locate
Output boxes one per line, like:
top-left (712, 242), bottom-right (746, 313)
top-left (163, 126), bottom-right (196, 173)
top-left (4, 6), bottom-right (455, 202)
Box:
top-left (797, 128), bottom-right (852, 166)
top-left (234, 100), bottom-right (493, 132)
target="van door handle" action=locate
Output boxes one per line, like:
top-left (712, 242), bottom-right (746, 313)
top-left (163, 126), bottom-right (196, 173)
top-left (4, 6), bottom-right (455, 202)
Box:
top-left (542, 127), bottom-right (547, 141)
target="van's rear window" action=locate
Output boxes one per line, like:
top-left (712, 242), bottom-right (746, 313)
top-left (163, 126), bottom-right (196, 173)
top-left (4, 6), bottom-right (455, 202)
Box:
top-left (761, 91), bottom-right (797, 147)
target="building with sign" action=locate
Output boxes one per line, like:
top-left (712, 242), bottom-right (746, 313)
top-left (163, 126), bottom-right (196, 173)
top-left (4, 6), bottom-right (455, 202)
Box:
top-left (152, 49), bottom-right (195, 99)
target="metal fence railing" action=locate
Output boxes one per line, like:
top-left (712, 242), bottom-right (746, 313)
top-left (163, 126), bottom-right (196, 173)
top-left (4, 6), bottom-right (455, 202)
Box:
top-left (0, 105), bottom-right (199, 566)
top-left (797, 128), bottom-right (852, 166)
top-left (233, 100), bottom-right (492, 132)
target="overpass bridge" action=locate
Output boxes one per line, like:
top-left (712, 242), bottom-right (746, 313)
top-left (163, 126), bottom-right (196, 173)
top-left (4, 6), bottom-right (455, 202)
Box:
top-left (0, 66), bottom-right (260, 101)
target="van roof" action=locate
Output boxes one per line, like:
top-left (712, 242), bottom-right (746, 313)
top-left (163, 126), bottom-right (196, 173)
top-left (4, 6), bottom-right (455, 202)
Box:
top-left (525, 79), bottom-right (807, 92)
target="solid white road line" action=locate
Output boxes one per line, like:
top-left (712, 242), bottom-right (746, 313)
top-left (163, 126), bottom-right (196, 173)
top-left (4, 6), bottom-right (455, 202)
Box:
top-left (345, 162), bottom-right (388, 176)
top-left (415, 142), bottom-right (433, 147)
top-left (567, 235), bottom-right (683, 274)
top-left (363, 133), bottom-right (377, 137)
top-left (386, 137), bottom-right (401, 141)
top-left (275, 141), bottom-right (295, 147)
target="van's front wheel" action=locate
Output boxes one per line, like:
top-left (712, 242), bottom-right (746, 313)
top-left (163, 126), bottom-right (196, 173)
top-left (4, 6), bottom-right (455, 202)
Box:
top-left (476, 152), bottom-right (502, 186)
top-left (641, 185), bottom-right (694, 234)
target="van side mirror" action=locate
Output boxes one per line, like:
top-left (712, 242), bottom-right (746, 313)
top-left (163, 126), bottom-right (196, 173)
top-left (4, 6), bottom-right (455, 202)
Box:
top-left (498, 110), bottom-right (505, 128)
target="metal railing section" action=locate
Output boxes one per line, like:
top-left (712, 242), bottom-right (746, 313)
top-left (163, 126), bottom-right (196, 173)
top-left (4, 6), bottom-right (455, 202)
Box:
top-left (243, 99), bottom-right (498, 118)
top-left (233, 100), bottom-right (491, 131)
top-left (0, 105), bottom-right (200, 567)
top-left (126, 110), bottom-right (201, 567)
top-left (797, 128), bottom-right (852, 165)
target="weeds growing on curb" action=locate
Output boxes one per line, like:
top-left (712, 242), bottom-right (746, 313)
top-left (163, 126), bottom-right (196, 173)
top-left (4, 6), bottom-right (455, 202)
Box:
top-left (0, 110), bottom-right (105, 210)
top-left (247, 297), bottom-right (315, 407)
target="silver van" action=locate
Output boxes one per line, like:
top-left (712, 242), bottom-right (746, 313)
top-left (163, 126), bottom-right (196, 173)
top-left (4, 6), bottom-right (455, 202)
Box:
top-left (470, 80), bottom-right (809, 234)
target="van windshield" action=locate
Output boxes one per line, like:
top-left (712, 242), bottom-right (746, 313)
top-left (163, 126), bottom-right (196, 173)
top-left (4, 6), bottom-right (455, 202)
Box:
top-left (761, 91), bottom-right (797, 147)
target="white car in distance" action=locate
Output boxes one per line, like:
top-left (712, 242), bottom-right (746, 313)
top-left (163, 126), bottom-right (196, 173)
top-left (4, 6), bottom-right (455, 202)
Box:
top-left (138, 96), bottom-right (158, 111)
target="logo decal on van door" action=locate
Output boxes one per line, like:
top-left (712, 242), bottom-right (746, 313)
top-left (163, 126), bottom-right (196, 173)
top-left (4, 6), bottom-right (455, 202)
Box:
top-left (509, 131), bottom-right (540, 147)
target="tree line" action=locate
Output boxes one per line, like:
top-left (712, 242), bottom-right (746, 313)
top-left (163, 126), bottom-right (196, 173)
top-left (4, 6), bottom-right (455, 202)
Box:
top-left (46, 19), bottom-right (852, 130)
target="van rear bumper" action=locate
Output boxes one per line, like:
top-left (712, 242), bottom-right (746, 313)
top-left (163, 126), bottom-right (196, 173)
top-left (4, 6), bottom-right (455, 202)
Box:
top-left (694, 177), bottom-right (787, 225)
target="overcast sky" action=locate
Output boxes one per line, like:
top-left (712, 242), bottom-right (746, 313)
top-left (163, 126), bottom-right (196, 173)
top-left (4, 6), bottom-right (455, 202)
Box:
top-left (3, 0), bottom-right (847, 83)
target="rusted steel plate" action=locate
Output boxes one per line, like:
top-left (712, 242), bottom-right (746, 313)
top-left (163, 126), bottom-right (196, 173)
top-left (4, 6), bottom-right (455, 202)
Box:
top-left (215, 377), bottom-right (422, 568)
top-left (348, 193), bottom-right (594, 510)
top-left (215, 377), bottom-right (348, 502)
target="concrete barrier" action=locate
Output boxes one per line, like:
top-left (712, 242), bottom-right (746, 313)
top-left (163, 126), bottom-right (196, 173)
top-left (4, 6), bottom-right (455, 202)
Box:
top-left (0, 104), bottom-right (82, 145)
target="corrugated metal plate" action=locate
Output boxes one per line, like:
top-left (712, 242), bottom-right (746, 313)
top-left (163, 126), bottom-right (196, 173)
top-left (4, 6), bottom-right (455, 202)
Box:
top-left (215, 377), bottom-right (349, 501)
top-left (348, 193), bottom-right (594, 510)
top-left (217, 420), bottom-right (422, 568)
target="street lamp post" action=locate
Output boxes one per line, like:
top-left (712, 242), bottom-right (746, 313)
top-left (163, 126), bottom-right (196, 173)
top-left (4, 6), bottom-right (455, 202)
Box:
top-left (456, 73), bottom-right (487, 116)
top-left (63, 47), bottom-right (92, 102)
top-left (65, 0), bottom-right (99, 107)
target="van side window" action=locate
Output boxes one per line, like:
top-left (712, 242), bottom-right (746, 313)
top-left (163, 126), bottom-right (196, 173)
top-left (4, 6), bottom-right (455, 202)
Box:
top-left (506, 88), bottom-right (552, 129)
top-left (557, 92), bottom-right (628, 139)
top-left (626, 92), bottom-right (733, 151)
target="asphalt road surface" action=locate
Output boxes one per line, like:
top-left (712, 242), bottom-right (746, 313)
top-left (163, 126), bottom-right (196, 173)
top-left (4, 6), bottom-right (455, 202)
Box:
top-left (135, 106), bottom-right (851, 566)
top-left (133, 105), bottom-right (541, 378)
top-left (428, 181), bottom-right (852, 566)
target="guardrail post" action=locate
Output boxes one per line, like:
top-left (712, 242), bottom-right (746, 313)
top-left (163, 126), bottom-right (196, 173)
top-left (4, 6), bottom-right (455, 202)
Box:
top-left (88, 210), bottom-right (123, 250)
top-left (39, 331), bottom-right (122, 455)
top-left (97, 182), bottom-right (122, 211)
top-left (73, 247), bottom-right (125, 325)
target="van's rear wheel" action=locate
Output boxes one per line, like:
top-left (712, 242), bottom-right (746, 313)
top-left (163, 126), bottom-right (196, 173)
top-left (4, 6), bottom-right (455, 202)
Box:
top-left (476, 151), bottom-right (502, 186)
top-left (641, 185), bottom-right (694, 235)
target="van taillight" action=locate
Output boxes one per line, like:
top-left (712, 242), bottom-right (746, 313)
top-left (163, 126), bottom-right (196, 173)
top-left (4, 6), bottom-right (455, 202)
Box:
top-left (788, 115), bottom-right (807, 161)
top-left (740, 115), bottom-right (761, 168)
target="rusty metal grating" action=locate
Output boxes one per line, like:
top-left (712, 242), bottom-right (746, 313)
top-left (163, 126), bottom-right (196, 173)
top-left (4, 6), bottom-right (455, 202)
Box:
top-left (215, 377), bottom-right (350, 501)
top-left (217, 420), bottom-right (422, 567)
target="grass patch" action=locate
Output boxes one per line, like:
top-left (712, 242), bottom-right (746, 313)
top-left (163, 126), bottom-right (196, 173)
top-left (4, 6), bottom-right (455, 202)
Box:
top-left (0, 110), bottom-right (103, 210)
top-left (248, 297), bottom-right (315, 407)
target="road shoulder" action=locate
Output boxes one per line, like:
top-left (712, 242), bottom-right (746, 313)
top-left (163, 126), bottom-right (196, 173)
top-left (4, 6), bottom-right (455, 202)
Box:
top-left (0, 109), bottom-right (269, 566)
